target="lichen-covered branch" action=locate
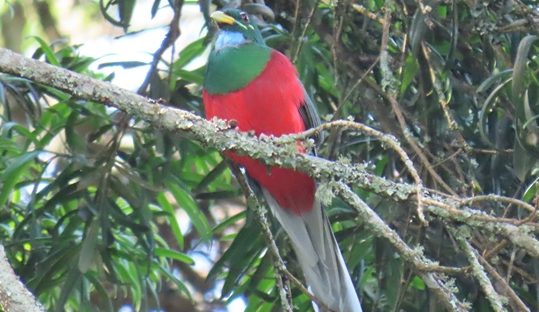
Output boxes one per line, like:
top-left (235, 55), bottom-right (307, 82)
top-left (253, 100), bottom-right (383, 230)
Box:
top-left (334, 182), bottom-right (468, 310)
top-left (334, 182), bottom-right (462, 274)
top-left (451, 229), bottom-right (507, 312)
top-left (0, 245), bottom-right (44, 312)
top-left (478, 255), bottom-right (531, 311)
top-left (0, 48), bottom-right (417, 201)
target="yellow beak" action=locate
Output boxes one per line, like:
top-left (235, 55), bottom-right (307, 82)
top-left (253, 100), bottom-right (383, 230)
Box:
top-left (210, 11), bottom-right (236, 25)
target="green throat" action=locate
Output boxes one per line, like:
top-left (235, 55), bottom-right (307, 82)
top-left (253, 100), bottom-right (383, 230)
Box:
top-left (204, 43), bottom-right (272, 94)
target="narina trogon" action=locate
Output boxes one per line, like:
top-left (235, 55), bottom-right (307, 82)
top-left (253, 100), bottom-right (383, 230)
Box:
top-left (202, 8), bottom-right (363, 312)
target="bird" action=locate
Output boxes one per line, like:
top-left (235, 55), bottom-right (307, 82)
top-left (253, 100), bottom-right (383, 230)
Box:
top-left (202, 8), bottom-right (363, 312)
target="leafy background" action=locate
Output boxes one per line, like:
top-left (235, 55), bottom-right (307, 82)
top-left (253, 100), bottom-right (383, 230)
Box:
top-left (1, 0), bottom-right (539, 311)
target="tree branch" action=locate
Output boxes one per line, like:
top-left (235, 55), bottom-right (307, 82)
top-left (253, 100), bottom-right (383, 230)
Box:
top-left (0, 245), bottom-right (44, 312)
top-left (451, 229), bottom-right (507, 312)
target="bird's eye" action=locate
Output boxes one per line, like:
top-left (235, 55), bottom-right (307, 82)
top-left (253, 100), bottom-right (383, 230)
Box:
top-left (240, 12), bottom-right (249, 22)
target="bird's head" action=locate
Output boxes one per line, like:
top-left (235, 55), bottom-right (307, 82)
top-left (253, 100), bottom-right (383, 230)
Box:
top-left (211, 9), bottom-right (265, 49)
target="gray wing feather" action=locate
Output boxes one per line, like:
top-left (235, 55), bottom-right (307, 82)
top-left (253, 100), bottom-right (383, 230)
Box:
top-left (299, 85), bottom-right (322, 130)
top-left (299, 86), bottom-right (324, 157)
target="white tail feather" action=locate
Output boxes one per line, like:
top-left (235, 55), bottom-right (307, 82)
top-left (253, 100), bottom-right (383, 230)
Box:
top-left (263, 190), bottom-right (363, 312)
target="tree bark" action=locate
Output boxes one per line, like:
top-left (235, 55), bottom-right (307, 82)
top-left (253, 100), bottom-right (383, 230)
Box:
top-left (0, 245), bottom-right (44, 312)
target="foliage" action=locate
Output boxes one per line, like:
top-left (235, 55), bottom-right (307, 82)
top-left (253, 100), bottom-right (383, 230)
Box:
top-left (1, 0), bottom-right (539, 311)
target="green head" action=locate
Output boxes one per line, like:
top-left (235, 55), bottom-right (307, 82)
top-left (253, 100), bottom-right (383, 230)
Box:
top-left (204, 8), bottom-right (272, 94)
top-left (210, 8), bottom-right (265, 47)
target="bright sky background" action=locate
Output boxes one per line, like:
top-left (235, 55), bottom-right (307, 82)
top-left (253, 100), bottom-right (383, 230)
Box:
top-left (69, 2), bottom-right (207, 90)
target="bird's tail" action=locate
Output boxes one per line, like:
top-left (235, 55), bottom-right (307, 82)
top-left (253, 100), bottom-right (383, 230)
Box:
top-left (263, 190), bottom-right (363, 312)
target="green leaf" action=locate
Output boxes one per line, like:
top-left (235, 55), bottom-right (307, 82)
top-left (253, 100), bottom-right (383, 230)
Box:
top-left (522, 178), bottom-right (539, 203)
top-left (244, 252), bottom-right (273, 297)
top-left (385, 255), bottom-right (404, 311)
top-left (166, 181), bottom-right (212, 241)
top-left (55, 265), bottom-right (81, 312)
top-left (78, 220), bottom-right (100, 273)
top-left (116, 261), bottom-right (141, 306)
top-left (118, 0), bottom-right (136, 31)
top-left (208, 221), bottom-right (265, 296)
top-left (513, 138), bottom-right (535, 181)
top-left (31, 36), bottom-right (60, 66)
top-left (212, 211), bottom-right (245, 234)
top-left (29, 242), bottom-right (79, 293)
top-left (150, 0), bottom-right (161, 18)
top-left (1, 121), bottom-right (36, 144)
top-left (0, 150), bottom-right (40, 207)
top-left (195, 190), bottom-right (239, 200)
top-left (193, 160), bottom-right (228, 193)
top-left (437, 4), bottom-right (447, 18)
top-left (399, 54), bottom-right (419, 96)
top-left (175, 37), bottom-right (206, 69)
top-left (156, 263), bottom-right (192, 299)
top-left (512, 35), bottom-right (538, 120)
top-left (156, 192), bottom-right (184, 249)
top-left (98, 61), bottom-right (148, 69)
top-left (176, 68), bottom-right (204, 85)
top-left (99, 0), bottom-right (126, 28)
top-left (410, 275), bottom-right (426, 290)
top-left (478, 77), bottom-right (512, 147)
top-left (86, 273), bottom-right (114, 312)
top-left (154, 247), bottom-right (194, 264)
top-left (409, 11), bottom-right (427, 56)
top-left (65, 111), bottom-right (86, 153)
top-left (477, 69), bottom-right (512, 93)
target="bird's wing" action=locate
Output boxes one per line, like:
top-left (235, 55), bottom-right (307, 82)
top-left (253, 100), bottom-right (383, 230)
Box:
top-left (298, 85), bottom-right (325, 156)
top-left (299, 85), bottom-right (322, 130)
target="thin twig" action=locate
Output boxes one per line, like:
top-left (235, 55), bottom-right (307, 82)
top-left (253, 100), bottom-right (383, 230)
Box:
top-left (478, 255), bottom-right (531, 312)
top-left (377, 6), bottom-right (457, 196)
top-left (351, 4), bottom-right (385, 24)
top-left (460, 194), bottom-right (537, 216)
top-left (331, 0), bottom-right (344, 87)
top-left (291, 0), bottom-right (319, 64)
top-left (137, 0), bottom-right (183, 95)
top-left (340, 57), bottom-right (380, 106)
top-left (425, 200), bottom-right (539, 257)
top-left (421, 42), bottom-right (470, 152)
top-left (423, 198), bottom-right (539, 227)
top-left (333, 56), bottom-right (380, 120)
top-left (291, 0), bottom-right (301, 44)
top-left (483, 239), bottom-right (509, 260)
top-left (418, 272), bottom-right (470, 312)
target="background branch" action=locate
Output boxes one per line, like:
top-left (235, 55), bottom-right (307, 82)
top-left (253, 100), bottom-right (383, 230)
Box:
top-left (0, 245), bottom-right (44, 312)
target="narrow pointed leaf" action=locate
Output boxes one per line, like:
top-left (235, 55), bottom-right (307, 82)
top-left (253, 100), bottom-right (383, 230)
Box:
top-left (166, 181), bottom-right (211, 242)
top-left (78, 220), bottom-right (99, 273)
